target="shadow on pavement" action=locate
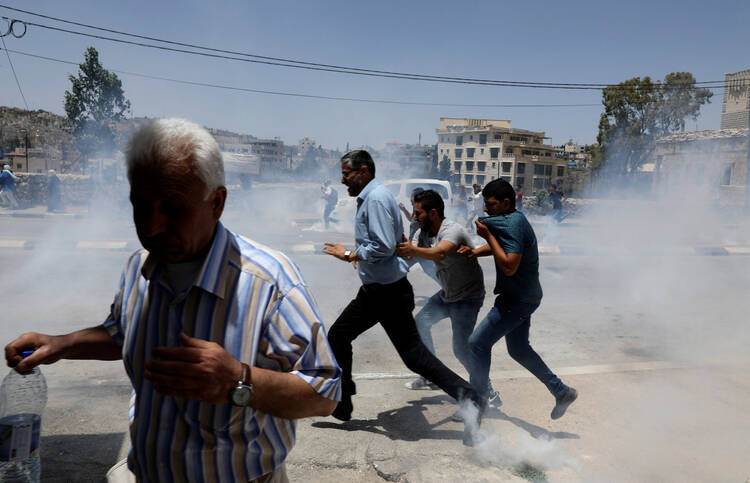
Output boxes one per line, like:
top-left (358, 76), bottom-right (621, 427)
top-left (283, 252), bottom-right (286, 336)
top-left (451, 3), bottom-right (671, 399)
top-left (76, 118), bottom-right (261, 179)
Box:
top-left (40, 432), bottom-right (126, 482)
top-left (313, 394), bottom-right (463, 442)
top-left (489, 408), bottom-right (580, 440)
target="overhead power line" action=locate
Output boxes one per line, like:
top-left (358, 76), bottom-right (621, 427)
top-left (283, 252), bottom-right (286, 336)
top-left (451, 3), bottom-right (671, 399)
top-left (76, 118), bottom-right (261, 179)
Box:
top-left (0, 47), bottom-right (602, 109)
top-left (1, 36), bottom-right (28, 109)
top-left (0, 4), bottom-right (728, 90)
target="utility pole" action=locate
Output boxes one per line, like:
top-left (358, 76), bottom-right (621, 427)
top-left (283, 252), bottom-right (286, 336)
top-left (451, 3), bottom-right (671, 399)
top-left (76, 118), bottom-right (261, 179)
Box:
top-left (745, 108), bottom-right (750, 215)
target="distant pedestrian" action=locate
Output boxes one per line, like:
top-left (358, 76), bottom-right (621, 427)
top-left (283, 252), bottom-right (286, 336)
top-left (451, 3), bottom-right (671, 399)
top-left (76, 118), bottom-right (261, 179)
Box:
top-left (0, 164), bottom-right (20, 209)
top-left (515, 184), bottom-right (524, 212)
top-left (321, 179), bottom-right (339, 229)
top-left (46, 169), bottom-right (62, 212)
top-left (467, 183), bottom-right (484, 229)
top-left (323, 150), bottom-right (484, 435)
top-left (548, 184), bottom-right (566, 223)
top-left (461, 179), bottom-right (578, 420)
top-left (453, 186), bottom-right (469, 225)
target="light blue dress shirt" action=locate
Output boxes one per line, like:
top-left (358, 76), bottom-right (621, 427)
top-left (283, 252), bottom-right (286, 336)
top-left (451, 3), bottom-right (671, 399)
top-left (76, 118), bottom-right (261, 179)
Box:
top-left (353, 178), bottom-right (409, 285)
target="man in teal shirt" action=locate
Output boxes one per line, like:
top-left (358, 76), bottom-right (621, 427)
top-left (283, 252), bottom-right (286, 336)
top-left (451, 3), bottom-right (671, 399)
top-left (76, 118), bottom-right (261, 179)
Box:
top-left (461, 179), bottom-right (577, 420)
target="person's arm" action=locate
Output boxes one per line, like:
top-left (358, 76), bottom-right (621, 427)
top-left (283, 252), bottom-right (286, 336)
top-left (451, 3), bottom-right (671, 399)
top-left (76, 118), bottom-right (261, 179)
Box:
top-left (145, 284), bottom-right (341, 419)
top-left (397, 238), bottom-right (456, 261)
top-left (354, 200), bottom-right (400, 263)
top-left (398, 202), bottom-right (412, 221)
top-left (475, 220), bottom-right (522, 276)
top-left (457, 243), bottom-right (492, 258)
top-left (145, 334), bottom-right (337, 418)
top-left (5, 326), bottom-right (122, 372)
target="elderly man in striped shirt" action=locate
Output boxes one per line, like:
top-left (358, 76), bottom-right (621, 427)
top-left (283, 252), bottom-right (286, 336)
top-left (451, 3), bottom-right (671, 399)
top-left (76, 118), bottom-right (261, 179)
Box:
top-left (5, 118), bottom-right (341, 482)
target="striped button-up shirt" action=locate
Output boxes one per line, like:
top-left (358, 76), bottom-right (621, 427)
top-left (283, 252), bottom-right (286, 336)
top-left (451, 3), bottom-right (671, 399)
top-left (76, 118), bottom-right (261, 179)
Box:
top-left (103, 222), bottom-right (341, 482)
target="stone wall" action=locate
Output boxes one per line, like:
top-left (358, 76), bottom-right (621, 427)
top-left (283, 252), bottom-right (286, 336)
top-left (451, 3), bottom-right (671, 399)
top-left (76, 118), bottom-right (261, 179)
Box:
top-left (12, 173), bottom-right (95, 207)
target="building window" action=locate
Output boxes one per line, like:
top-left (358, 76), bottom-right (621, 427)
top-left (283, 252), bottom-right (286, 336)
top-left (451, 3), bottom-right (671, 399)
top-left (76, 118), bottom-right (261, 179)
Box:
top-left (546, 165), bottom-right (552, 176)
top-left (455, 148), bottom-right (463, 158)
top-left (505, 148), bottom-right (513, 154)
top-left (492, 162), bottom-right (496, 168)
top-left (501, 176), bottom-right (511, 182)
top-left (490, 147), bottom-right (499, 159)
top-left (533, 178), bottom-right (546, 189)
top-left (502, 162), bottom-right (512, 173)
top-left (494, 133), bottom-right (502, 140)
top-left (557, 166), bottom-right (564, 177)
top-left (479, 134), bottom-right (487, 145)
top-left (480, 148), bottom-right (484, 154)
top-left (478, 162), bottom-right (486, 172)
top-left (465, 174), bottom-right (474, 184)
top-left (516, 177), bottom-right (525, 188)
top-left (454, 161), bottom-right (462, 171)
top-left (477, 175), bottom-right (486, 185)
top-left (465, 161), bottom-right (474, 171)
top-left (466, 148), bottom-right (475, 158)
top-left (517, 162), bottom-right (525, 174)
top-left (534, 164), bottom-right (545, 175)
top-left (545, 152), bottom-right (551, 157)
top-left (469, 135), bottom-right (473, 140)
top-left (456, 136), bottom-right (463, 146)
top-left (722, 165), bottom-right (732, 185)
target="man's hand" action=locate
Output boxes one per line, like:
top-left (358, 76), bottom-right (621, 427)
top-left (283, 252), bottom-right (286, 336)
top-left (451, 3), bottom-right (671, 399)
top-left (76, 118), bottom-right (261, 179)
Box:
top-left (396, 235), bottom-right (416, 259)
top-left (322, 242), bottom-right (349, 261)
top-left (457, 245), bottom-right (477, 259)
top-left (475, 220), bottom-right (490, 240)
top-left (5, 332), bottom-right (68, 372)
top-left (144, 333), bottom-right (243, 403)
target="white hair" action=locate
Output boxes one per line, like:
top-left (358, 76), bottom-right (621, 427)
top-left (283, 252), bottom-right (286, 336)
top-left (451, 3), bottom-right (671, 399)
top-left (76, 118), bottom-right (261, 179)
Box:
top-left (126, 118), bottom-right (224, 197)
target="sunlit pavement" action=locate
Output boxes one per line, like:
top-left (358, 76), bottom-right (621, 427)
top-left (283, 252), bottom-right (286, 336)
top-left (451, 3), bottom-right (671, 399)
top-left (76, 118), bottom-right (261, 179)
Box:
top-left (2, 206), bottom-right (750, 481)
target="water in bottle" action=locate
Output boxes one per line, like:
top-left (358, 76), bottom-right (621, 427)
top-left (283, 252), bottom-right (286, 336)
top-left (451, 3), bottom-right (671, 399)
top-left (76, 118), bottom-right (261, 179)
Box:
top-left (0, 350), bottom-right (47, 482)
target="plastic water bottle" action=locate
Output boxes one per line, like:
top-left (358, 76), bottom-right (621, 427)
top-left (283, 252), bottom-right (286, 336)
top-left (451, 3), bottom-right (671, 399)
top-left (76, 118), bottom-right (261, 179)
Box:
top-left (0, 350), bottom-right (47, 482)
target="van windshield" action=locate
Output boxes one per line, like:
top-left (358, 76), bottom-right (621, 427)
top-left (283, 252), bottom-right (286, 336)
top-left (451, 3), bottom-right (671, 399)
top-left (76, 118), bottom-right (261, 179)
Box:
top-left (407, 183), bottom-right (449, 200)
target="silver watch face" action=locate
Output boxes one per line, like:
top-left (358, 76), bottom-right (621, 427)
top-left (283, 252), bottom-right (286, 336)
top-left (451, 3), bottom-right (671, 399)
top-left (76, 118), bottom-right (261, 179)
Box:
top-left (231, 384), bottom-right (253, 406)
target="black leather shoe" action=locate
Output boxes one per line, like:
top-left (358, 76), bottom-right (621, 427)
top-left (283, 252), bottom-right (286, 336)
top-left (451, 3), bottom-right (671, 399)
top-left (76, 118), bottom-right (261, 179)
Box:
top-left (331, 399), bottom-right (353, 422)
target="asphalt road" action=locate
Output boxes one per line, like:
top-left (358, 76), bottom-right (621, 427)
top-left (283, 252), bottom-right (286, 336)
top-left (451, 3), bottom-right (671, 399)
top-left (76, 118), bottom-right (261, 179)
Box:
top-left (1, 209), bottom-right (749, 481)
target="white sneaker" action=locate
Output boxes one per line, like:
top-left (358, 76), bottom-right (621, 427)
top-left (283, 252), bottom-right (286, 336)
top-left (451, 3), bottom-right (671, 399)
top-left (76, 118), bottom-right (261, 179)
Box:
top-left (405, 376), bottom-right (439, 390)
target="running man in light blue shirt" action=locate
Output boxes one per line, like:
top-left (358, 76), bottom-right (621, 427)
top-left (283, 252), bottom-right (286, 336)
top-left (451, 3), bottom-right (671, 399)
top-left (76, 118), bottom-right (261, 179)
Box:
top-left (323, 150), bottom-right (484, 443)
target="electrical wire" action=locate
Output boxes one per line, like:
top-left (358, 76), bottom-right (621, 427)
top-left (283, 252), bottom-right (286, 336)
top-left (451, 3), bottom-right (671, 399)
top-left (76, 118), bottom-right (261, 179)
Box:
top-left (0, 5), bottom-right (729, 91)
top-left (0, 46), bottom-right (603, 108)
top-left (1, 36), bottom-right (28, 109)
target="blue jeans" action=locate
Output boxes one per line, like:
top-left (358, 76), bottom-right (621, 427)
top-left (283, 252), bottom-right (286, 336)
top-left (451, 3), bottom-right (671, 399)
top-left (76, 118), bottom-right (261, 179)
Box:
top-left (468, 299), bottom-right (567, 399)
top-left (415, 292), bottom-right (483, 374)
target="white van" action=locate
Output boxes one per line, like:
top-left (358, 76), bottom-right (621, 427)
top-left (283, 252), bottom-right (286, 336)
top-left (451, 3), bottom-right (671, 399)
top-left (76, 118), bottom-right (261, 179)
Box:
top-left (382, 178), bottom-right (453, 206)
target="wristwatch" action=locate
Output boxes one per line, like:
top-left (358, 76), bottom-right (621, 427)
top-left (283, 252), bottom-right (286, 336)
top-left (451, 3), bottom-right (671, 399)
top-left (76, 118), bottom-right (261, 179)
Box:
top-left (229, 363), bottom-right (254, 406)
top-left (343, 250), bottom-right (352, 261)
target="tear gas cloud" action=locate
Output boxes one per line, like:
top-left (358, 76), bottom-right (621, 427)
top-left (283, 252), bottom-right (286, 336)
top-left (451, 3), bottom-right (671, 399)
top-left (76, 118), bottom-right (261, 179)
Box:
top-left (1, 125), bottom-right (748, 480)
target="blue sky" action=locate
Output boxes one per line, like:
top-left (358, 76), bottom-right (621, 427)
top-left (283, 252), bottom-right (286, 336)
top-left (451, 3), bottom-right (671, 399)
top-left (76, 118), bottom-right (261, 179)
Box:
top-left (1, 0), bottom-right (748, 150)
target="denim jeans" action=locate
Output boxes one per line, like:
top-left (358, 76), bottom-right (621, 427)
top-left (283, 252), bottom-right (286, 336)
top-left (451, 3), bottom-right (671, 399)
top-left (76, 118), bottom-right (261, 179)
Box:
top-left (468, 298), bottom-right (567, 399)
top-left (415, 291), bottom-right (483, 374)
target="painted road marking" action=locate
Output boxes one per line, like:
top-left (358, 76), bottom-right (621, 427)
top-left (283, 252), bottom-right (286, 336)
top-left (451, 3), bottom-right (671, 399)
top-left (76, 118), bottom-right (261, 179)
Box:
top-left (352, 360), bottom-right (730, 381)
top-left (725, 246), bottom-right (750, 255)
top-left (0, 239), bottom-right (26, 248)
top-left (291, 243), bottom-right (317, 253)
top-left (76, 241), bottom-right (129, 249)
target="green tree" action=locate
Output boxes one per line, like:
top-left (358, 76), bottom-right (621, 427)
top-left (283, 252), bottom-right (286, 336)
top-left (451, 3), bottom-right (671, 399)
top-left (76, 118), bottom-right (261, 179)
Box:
top-left (64, 47), bottom-right (130, 173)
top-left (596, 72), bottom-right (712, 181)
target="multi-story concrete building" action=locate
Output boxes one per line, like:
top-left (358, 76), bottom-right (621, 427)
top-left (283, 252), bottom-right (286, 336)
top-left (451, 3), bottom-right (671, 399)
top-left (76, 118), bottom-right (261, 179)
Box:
top-left (720, 70), bottom-right (750, 130)
top-left (380, 142), bottom-right (436, 178)
top-left (436, 117), bottom-right (569, 193)
top-left (653, 129), bottom-right (748, 204)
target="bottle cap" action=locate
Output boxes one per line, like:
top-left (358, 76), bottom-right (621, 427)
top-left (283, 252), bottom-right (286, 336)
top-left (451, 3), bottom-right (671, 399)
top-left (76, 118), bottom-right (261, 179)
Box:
top-left (20, 350), bottom-right (34, 359)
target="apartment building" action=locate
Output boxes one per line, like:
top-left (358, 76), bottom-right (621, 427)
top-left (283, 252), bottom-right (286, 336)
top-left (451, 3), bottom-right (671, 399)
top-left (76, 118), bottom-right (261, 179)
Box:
top-left (720, 70), bottom-right (750, 130)
top-left (436, 117), bottom-right (568, 193)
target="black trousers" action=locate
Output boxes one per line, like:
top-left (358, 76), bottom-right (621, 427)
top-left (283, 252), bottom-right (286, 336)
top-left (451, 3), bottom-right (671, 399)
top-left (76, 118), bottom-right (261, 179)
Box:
top-left (328, 277), bottom-right (479, 407)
